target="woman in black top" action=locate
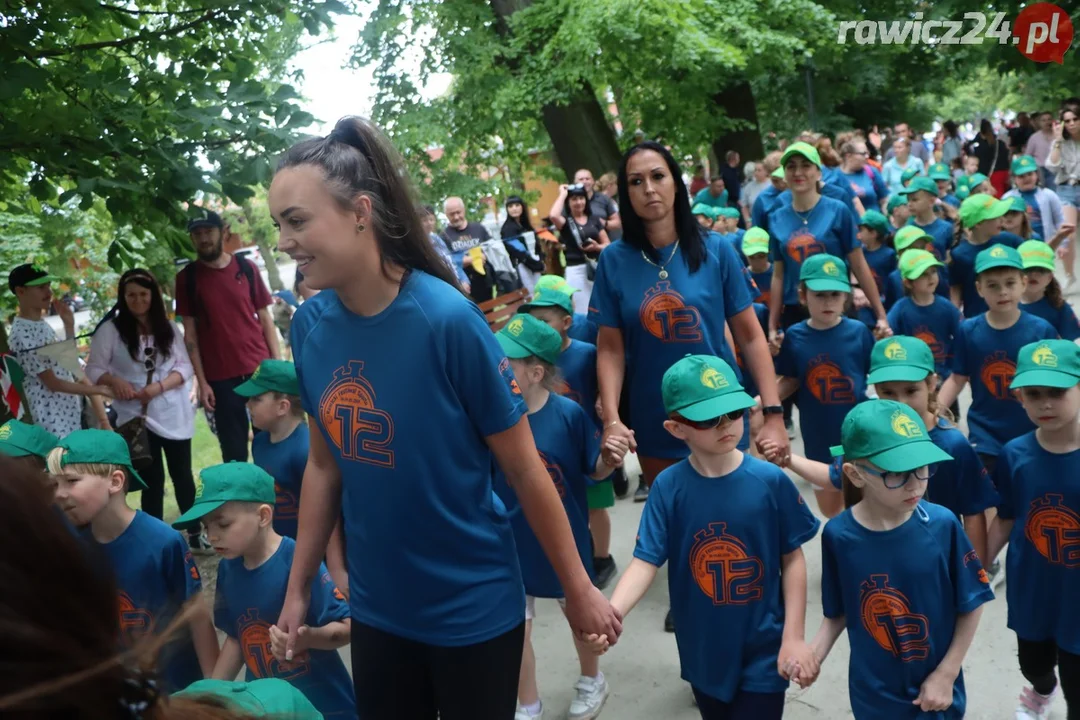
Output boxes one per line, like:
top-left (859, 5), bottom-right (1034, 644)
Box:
top-left (500, 195), bottom-right (544, 290)
top-left (548, 183), bottom-right (610, 313)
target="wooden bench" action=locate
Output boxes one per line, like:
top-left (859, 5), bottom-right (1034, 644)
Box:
top-left (478, 287), bottom-right (531, 331)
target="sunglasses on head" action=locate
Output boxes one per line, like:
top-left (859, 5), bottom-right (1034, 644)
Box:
top-left (672, 408), bottom-right (745, 431)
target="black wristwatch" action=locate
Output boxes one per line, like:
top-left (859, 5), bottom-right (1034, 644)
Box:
top-left (762, 405), bottom-right (784, 416)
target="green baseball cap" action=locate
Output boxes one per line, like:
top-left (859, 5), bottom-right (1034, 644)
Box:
top-left (900, 167), bottom-right (921, 185)
top-left (717, 207), bottom-right (741, 219)
top-left (893, 226), bottom-right (933, 252)
top-left (900, 176), bottom-right (938, 197)
top-left (829, 400), bottom-right (952, 472)
top-left (771, 167), bottom-right (785, 179)
top-left (800, 253), bottom-right (850, 292)
top-left (780, 141), bottom-right (822, 169)
top-left (520, 283), bottom-right (574, 315)
top-left (175, 679), bottom-right (323, 719)
top-left (975, 244), bottom-right (1024, 274)
top-left (927, 162), bottom-right (952, 181)
top-left (1011, 340), bottom-right (1080, 389)
top-left (967, 173), bottom-right (990, 190)
top-left (867, 336), bottom-right (935, 384)
top-left (55, 429), bottom-right (147, 490)
top-left (858, 210), bottom-right (889, 235)
top-left (661, 354), bottom-right (756, 422)
top-left (0, 420), bottom-right (57, 459)
top-left (692, 203), bottom-right (713, 217)
top-left (741, 227), bottom-right (770, 256)
top-left (960, 193), bottom-right (1011, 228)
top-left (495, 314), bottom-right (562, 365)
top-left (1006, 196), bottom-right (1027, 214)
top-left (886, 195), bottom-right (908, 213)
top-left (1011, 154), bottom-right (1039, 176)
top-left (955, 183), bottom-right (971, 201)
top-left (234, 359), bottom-right (300, 398)
top-left (172, 462), bottom-right (276, 529)
top-left (898, 248), bottom-right (944, 281)
top-left (1019, 239), bottom-right (1055, 272)
top-left (534, 274), bottom-right (573, 292)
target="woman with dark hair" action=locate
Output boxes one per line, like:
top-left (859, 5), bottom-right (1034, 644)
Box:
top-left (941, 120), bottom-right (962, 167)
top-left (548, 183), bottom-right (610, 313)
top-left (85, 269), bottom-right (199, 545)
top-left (501, 195), bottom-right (545, 291)
top-left (271, 116), bottom-right (621, 720)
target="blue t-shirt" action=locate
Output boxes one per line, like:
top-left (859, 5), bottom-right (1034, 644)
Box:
top-left (886, 296), bottom-right (963, 380)
top-left (775, 318), bottom-right (874, 462)
top-left (768, 196), bottom-right (861, 306)
top-left (751, 185), bottom-right (782, 231)
top-left (948, 232), bottom-right (1023, 318)
top-left (749, 265), bottom-right (773, 309)
top-left (290, 271), bottom-right (527, 646)
top-left (494, 393), bottom-right (598, 598)
top-left (862, 245), bottom-right (897, 296)
top-left (557, 338), bottom-right (600, 427)
top-left (1022, 297), bottom-right (1080, 341)
top-left (821, 503), bottom-right (994, 719)
top-left (906, 217), bottom-right (955, 261)
top-left (251, 422), bottom-right (309, 539)
top-left (635, 455), bottom-right (820, 702)
top-left (1020, 190), bottom-right (1046, 239)
top-left (996, 433), bottom-right (1080, 654)
top-left (214, 537), bottom-right (355, 718)
top-left (842, 167), bottom-right (889, 210)
top-left (927, 419), bottom-right (1000, 517)
top-left (589, 232), bottom-right (753, 458)
top-left (96, 511), bottom-right (203, 692)
top-left (821, 166), bottom-right (861, 216)
top-left (568, 312), bottom-right (598, 345)
top-left (951, 313), bottom-right (1058, 456)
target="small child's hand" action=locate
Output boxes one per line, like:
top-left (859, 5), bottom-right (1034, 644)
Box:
top-left (580, 632), bottom-right (610, 655)
top-left (270, 623), bottom-right (310, 663)
top-left (759, 438), bottom-right (782, 463)
top-left (913, 667), bottom-right (956, 712)
top-left (778, 639), bottom-right (819, 686)
top-left (603, 434), bottom-right (630, 466)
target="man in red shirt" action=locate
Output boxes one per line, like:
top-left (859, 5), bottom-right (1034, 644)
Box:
top-left (176, 209), bottom-right (280, 463)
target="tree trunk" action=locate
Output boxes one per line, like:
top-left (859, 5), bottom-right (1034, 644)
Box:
top-left (242, 203), bottom-right (284, 292)
top-left (710, 80), bottom-right (765, 167)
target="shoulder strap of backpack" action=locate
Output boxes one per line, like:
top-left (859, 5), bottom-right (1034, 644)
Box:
top-left (183, 263), bottom-right (205, 327)
top-left (236, 255), bottom-right (258, 309)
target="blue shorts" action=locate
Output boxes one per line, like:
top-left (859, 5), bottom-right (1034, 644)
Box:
top-left (1058, 183), bottom-right (1080, 209)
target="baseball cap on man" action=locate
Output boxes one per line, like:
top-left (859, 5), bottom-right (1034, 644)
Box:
top-left (858, 210), bottom-right (889, 236)
top-left (187, 208), bottom-right (223, 232)
top-left (495, 314), bottom-right (562, 365)
top-left (55, 429), bottom-right (148, 490)
top-left (1011, 154), bottom-right (1039, 176)
top-left (8, 264), bottom-right (58, 293)
top-left (661, 354), bottom-right (756, 422)
top-left (1011, 340), bottom-right (1080, 389)
top-left (959, 193), bottom-right (1011, 228)
top-left (900, 176), bottom-right (939, 197)
top-left (172, 462), bottom-right (276, 529)
top-left (974, 245), bottom-right (1023, 275)
top-left (927, 162), bottom-right (952, 181)
top-left (780, 142), bottom-right (822, 169)
top-left (1018, 239), bottom-right (1056, 272)
top-left (867, 336), bottom-right (936, 384)
top-left (741, 227), bottom-right (770, 256)
top-left (800, 254), bottom-right (850, 292)
top-left (520, 283), bottom-right (575, 316)
top-left (829, 399), bottom-right (952, 472)
top-left (0, 419), bottom-right (58, 459)
top-left (176, 679), bottom-right (322, 719)
top-left (898, 249), bottom-right (944, 281)
top-left (234, 359), bottom-right (300, 397)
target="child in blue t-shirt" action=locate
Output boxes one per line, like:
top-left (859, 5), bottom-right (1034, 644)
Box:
top-left (742, 228), bottom-right (773, 309)
top-left (902, 177), bottom-right (955, 259)
top-left (1019, 240), bottom-right (1080, 341)
top-left (589, 354), bottom-right (819, 718)
top-left (803, 400), bottom-right (994, 717)
top-left (47, 430), bottom-right (219, 692)
top-left (988, 339), bottom-right (1080, 720)
top-left (886, 249), bottom-right (963, 384)
top-left (172, 463), bottom-right (355, 719)
top-left (882, 226), bottom-right (952, 311)
top-left (857, 210), bottom-right (896, 296)
top-left (533, 274), bottom-right (599, 345)
top-left (775, 254), bottom-right (874, 518)
top-left (950, 194), bottom-right (1023, 318)
top-left (491, 315), bottom-right (628, 720)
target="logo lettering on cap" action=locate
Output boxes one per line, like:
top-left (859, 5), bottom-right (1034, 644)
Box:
top-left (507, 317), bottom-right (524, 336)
top-left (194, 474), bottom-right (204, 500)
top-left (0, 425), bottom-right (10, 440)
top-left (823, 261), bottom-right (840, 276)
top-left (1032, 344), bottom-right (1058, 367)
top-left (252, 366), bottom-right (261, 379)
top-left (983, 197), bottom-right (995, 208)
top-left (989, 246), bottom-right (1007, 258)
top-left (883, 341), bottom-right (907, 361)
top-left (700, 367), bottom-right (729, 390)
top-left (891, 410), bottom-right (923, 439)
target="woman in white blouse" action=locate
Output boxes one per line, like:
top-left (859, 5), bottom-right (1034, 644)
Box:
top-left (86, 269), bottom-right (200, 545)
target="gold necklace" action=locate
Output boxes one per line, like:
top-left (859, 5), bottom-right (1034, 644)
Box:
top-left (640, 239), bottom-right (680, 279)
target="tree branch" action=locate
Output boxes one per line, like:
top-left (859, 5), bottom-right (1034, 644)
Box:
top-left (97, 2), bottom-right (214, 16)
top-left (28, 9), bottom-right (225, 59)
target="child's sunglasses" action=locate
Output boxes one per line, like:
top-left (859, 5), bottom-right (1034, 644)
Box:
top-left (672, 408), bottom-right (745, 431)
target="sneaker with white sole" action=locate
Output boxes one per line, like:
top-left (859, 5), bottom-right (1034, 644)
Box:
top-left (515, 702), bottom-right (543, 720)
top-left (1015, 685), bottom-right (1055, 719)
top-left (568, 674), bottom-right (609, 720)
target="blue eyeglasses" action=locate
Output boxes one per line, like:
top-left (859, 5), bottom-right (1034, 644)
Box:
top-left (857, 464), bottom-right (937, 489)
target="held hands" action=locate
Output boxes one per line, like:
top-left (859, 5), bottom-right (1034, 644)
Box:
top-left (913, 667), bottom-right (957, 712)
top-left (759, 437), bottom-right (784, 464)
top-left (852, 287), bottom-right (870, 310)
top-left (873, 318), bottom-right (892, 340)
top-left (134, 382), bottom-right (163, 404)
top-left (779, 639), bottom-right (821, 689)
top-left (564, 584), bottom-right (623, 649)
top-left (269, 624), bottom-right (311, 667)
top-left (109, 377), bottom-right (138, 402)
top-left (767, 328), bottom-right (784, 356)
top-left (275, 591), bottom-right (311, 663)
top-left (602, 432), bottom-right (631, 468)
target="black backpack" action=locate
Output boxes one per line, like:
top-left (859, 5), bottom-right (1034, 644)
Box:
top-left (182, 255), bottom-right (259, 327)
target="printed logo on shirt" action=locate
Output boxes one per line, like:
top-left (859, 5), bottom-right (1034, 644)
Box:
top-left (319, 361), bottom-right (395, 468)
top-left (117, 591), bottom-right (155, 645)
top-left (1025, 494), bottom-right (1080, 566)
top-left (185, 550), bottom-right (201, 582)
top-left (689, 522), bottom-right (764, 605)
top-left (238, 608), bottom-right (311, 679)
top-left (979, 351), bottom-right (1018, 402)
top-left (538, 450), bottom-right (567, 498)
top-left (499, 357), bottom-right (523, 395)
top-left (963, 550), bottom-right (991, 584)
top-left (275, 482), bottom-right (300, 521)
top-left (785, 229), bottom-right (825, 264)
top-left (913, 327), bottom-right (946, 363)
top-left (890, 409), bottom-right (923, 439)
top-left (859, 575), bottom-right (931, 662)
top-left (320, 570), bottom-right (346, 602)
top-left (639, 282), bottom-right (703, 343)
top-left (1030, 343), bottom-right (1058, 367)
top-left (806, 355), bottom-right (856, 404)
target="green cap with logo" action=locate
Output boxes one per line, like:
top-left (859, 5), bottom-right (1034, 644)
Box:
top-left (900, 176), bottom-right (938, 197)
top-left (172, 461), bottom-right (276, 529)
top-left (1011, 154), bottom-right (1039, 176)
top-left (55, 429), bottom-right (148, 490)
top-left (867, 336), bottom-right (935, 384)
top-left (741, 227), bottom-right (770, 256)
top-left (520, 283), bottom-right (575, 316)
top-left (662, 354), bottom-right (756, 421)
top-left (800, 253), bottom-right (850, 292)
top-left (960, 193), bottom-right (1011, 228)
top-left (1018, 239), bottom-right (1055, 272)
top-left (893, 225), bottom-right (932, 252)
top-left (967, 173), bottom-right (990, 190)
top-left (175, 679), bottom-right (323, 719)
top-left (717, 207), bottom-right (741, 219)
top-left (780, 141), bottom-right (821, 169)
top-left (927, 162), bottom-right (952, 181)
top-left (534, 274), bottom-right (574, 293)
top-left (858, 210), bottom-right (889, 236)
top-left (901, 167), bottom-right (921, 185)
top-left (234, 359), bottom-right (300, 398)
top-left (495, 313), bottom-right (562, 365)
top-left (898, 248), bottom-right (944, 281)
top-left (975, 244), bottom-right (1024, 274)
top-left (829, 399), bottom-right (953, 472)
top-left (692, 203), bottom-right (713, 217)
top-left (771, 167), bottom-right (785, 179)
top-left (0, 419), bottom-right (57, 459)
top-left (1011, 340), bottom-right (1080, 389)
top-left (1006, 195), bottom-right (1028, 215)
top-left (886, 194), bottom-right (908, 213)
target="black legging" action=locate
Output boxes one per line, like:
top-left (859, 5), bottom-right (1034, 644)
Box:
top-left (1018, 636), bottom-right (1080, 718)
top-left (139, 430), bottom-right (195, 531)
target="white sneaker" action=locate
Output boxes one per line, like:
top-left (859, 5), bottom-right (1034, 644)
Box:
top-left (515, 704), bottom-right (542, 720)
top-left (568, 674), bottom-right (609, 720)
top-left (1015, 685), bottom-right (1055, 719)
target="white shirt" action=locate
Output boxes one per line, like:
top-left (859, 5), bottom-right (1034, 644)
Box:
top-left (85, 320), bottom-right (195, 440)
top-left (8, 317), bottom-right (83, 438)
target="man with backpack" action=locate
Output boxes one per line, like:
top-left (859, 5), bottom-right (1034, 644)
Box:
top-left (175, 208), bottom-right (280, 463)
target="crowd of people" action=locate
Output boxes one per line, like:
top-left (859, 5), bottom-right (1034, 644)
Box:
top-left (2, 99), bottom-right (1080, 720)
